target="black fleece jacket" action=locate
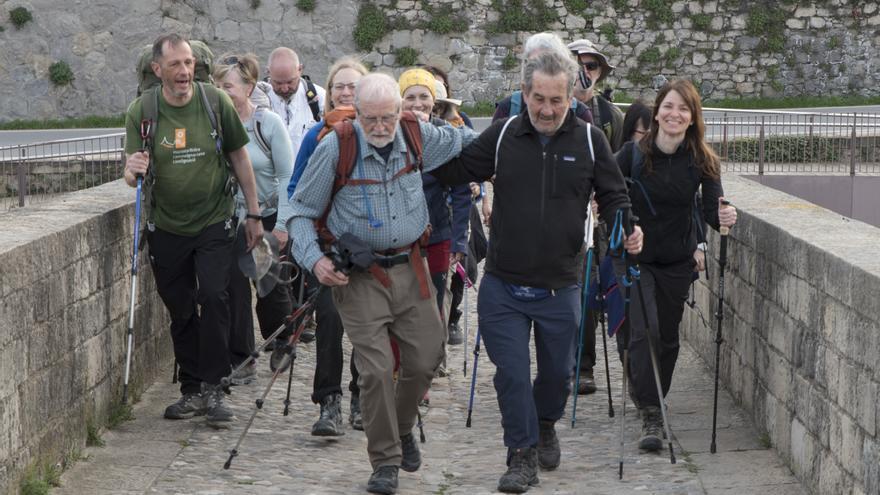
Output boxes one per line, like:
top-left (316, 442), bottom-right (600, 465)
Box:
top-left (615, 140), bottom-right (723, 265)
top-left (431, 111), bottom-right (631, 289)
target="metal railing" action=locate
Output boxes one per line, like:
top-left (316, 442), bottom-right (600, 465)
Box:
top-left (0, 133), bottom-right (125, 211)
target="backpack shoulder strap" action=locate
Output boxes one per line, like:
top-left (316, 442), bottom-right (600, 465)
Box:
top-left (494, 115), bottom-right (518, 178)
top-left (140, 86), bottom-right (160, 155)
top-left (252, 106), bottom-right (272, 161)
top-left (398, 111), bottom-right (424, 173)
top-left (585, 123), bottom-right (595, 163)
top-left (304, 78), bottom-right (321, 122)
top-left (630, 143), bottom-right (644, 181)
top-left (196, 82), bottom-right (224, 156)
top-left (510, 91), bottom-right (522, 116)
top-left (314, 120), bottom-right (359, 245)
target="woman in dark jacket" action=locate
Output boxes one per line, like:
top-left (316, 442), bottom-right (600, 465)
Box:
top-left (614, 79), bottom-right (737, 451)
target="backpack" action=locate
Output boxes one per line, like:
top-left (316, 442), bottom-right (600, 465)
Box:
top-left (314, 111), bottom-right (424, 246)
top-left (136, 40), bottom-right (215, 96)
top-left (251, 106), bottom-right (273, 161)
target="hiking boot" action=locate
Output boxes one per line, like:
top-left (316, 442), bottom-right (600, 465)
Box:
top-left (498, 447), bottom-right (539, 493)
top-left (202, 383), bottom-right (236, 428)
top-left (349, 395), bottom-right (364, 431)
top-left (400, 431), bottom-right (421, 472)
top-left (447, 322), bottom-right (463, 345)
top-left (419, 392), bottom-right (430, 408)
top-left (163, 392), bottom-right (206, 419)
top-left (270, 339), bottom-right (295, 372)
top-left (311, 393), bottom-right (344, 436)
top-left (576, 369), bottom-right (597, 395)
top-left (366, 465), bottom-right (398, 494)
top-left (300, 316), bottom-right (316, 343)
top-left (638, 405), bottom-right (664, 451)
top-left (230, 362), bottom-right (257, 385)
top-left (536, 420), bottom-right (560, 470)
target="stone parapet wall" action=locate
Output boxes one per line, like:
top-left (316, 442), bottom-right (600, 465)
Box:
top-left (681, 175), bottom-right (880, 494)
top-left (0, 0), bottom-right (878, 121)
top-left (0, 181), bottom-right (171, 495)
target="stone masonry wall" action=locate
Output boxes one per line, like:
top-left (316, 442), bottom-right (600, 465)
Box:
top-left (681, 175), bottom-right (880, 494)
top-left (0, 181), bottom-right (172, 495)
top-left (0, 0), bottom-right (878, 121)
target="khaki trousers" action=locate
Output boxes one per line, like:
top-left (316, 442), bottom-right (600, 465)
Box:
top-left (332, 260), bottom-right (445, 469)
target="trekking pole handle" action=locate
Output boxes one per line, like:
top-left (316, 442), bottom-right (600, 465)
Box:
top-left (719, 200), bottom-right (731, 236)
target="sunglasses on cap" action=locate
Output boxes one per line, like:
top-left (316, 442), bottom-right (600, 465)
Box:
top-left (582, 61), bottom-right (600, 71)
top-left (221, 56), bottom-right (244, 68)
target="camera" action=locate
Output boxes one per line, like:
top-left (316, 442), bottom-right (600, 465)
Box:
top-left (329, 233), bottom-right (376, 275)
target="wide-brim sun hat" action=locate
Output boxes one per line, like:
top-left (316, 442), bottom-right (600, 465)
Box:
top-left (235, 224), bottom-right (282, 298)
top-left (567, 38), bottom-right (615, 82)
top-left (434, 79), bottom-right (462, 107)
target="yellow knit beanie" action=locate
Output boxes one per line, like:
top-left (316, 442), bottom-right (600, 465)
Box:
top-left (398, 69), bottom-right (436, 99)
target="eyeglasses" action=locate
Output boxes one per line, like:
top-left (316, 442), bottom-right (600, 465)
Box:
top-left (582, 61), bottom-right (600, 71)
top-left (332, 82), bottom-right (357, 92)
top-left (359, 113), bottom-right (399, 127)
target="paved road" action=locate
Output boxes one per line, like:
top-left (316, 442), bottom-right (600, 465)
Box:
top-left (53, 271), bottom-right (804, 494)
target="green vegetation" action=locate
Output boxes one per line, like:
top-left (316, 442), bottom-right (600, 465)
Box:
top-left (644, 0), bottom-right (674, 29)
top-left (724, 136), bottom-right (841, 163)
top-left (758, 432), bottom-right (773, 448)
top-left (353, 3), bottom-right (388, 51)
top-left (460, 101), bottom-right (496, 117)
top-left (703, 94), bottom-right (880, 109)
top-left (419, 0), bottom-right (467, 33)
top-left (502, 51), bottom-right (518, 70)
top-left (20, 462), bottom-right (61, 495)
top-left (563, 0), bottom-right (588, 13)
top-left (48, 61), bottom-right (75, 86)
top-left (691, 13), bottom-right (712, 31)
top-left (827, 35), bottom-right (841, 49)
top-left (487, 0), bottom-right (555, 34)
top-left (598, 23), bottom-right (619, 45)
top-left (296, 0), bottom-right (316, 11)
top-left (107, 402), bottom-right (135, 429)
top-left (394, 47), bottom-right (419, 67)
top-left (250, 0), bottom-right (261, 9)
top-left (612, 0), bottom-right (629, 11)
top-left (665, 46), bottom-right (681, 63)
top-left (0, 114), bottom-right (124, 130)
top-left (746, 6), bottom-right (787, 53)
top-left (86, 420), bottom-right (105, 447)
top-left (10, 6), bottom-right (33, 28)
top-left (637, 47), bottom-right (662, 65)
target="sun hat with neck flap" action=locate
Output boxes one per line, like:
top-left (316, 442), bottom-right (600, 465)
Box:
top-left (398, 68), bottom-right (437, 98)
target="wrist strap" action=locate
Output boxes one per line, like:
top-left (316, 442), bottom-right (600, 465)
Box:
top-left (245, 213), bottom-right (262, 220)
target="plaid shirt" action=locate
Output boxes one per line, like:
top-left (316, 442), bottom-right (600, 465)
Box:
top-left (290, 120), bottom-right (477, 271)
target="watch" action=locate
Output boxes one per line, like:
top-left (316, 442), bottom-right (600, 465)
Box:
top-left (245, 213), bottom-right (262, 221)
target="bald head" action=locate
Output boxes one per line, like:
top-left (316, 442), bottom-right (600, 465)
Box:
top-left (267, 47), bottom-right (303, 100)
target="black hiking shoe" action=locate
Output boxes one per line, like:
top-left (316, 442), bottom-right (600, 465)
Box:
top-left (366, 465), bottom-right (398, 494)
top-left (300, 316), bottom-right (316, 343)
top-left (576, 369), bottom-right (597, 395)
top-left (311, 393), bottom-right (344, 436)
top-left (349, 394), bottom-right (364, 431)
top-left (270, 339), bottom-right (295, 372)
top-left (536, 420), bottom-right (560, 470)
top-left (447, 322), bottom-right (464, 345)
top-left (498, 447), bottom-right (539, 493)
top-left (203, 383), bottom-right (236, 428)
top-left (163, 392), bottom-right (206, 419)
top-left (400, 431), bottom-right (421, 472)
top-left (229, 362), bottom-right (257, 386)
top-left (638, 406), bottom-right (664, 451)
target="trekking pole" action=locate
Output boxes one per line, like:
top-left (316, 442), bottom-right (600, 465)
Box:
top-left (171, 361), bottom-right (178, 384)
top-left (282, 306), bottom-right (318, 416)
top-left (122, 173), bottom-right (143, 405)
top-left (610, 208), bottom-right (634, 479)
top-left (571, 197), bottom-right (595, 428)
top-left (597, 256), bottom-right (614, 418)
top-left (465, 328), bottom-right (482, 427)
top-left (417, 411), bottom-right (426, 443)
top-left (455, 262), bottom-right (473, 377)
top-left (710, 200), bottom-right (731, 454)
top-left (571, 248), bottom-right (594, 428)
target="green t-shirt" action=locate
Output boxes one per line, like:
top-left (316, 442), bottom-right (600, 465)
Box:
top-left (124, 84), bottom-right (249, 236)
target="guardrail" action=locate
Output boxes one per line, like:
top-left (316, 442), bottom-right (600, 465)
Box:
top-left (0, 133), bottom-right (125, 211)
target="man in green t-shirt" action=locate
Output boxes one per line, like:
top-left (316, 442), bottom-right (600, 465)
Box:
top-left (123, 33), bottom-right (263, 428)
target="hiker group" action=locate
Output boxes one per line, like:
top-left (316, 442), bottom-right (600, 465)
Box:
top-left (121, 30), bottom-right (737, 494)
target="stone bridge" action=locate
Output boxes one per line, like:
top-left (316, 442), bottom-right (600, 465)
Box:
top-left (0, 175), bottom-right (877, 494)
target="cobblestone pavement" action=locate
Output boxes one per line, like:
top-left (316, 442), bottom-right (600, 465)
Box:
top-left (54, 286), bottom-right (804, 495)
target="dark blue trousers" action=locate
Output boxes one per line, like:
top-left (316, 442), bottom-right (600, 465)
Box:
top-left (478, 272), bottom-right (580, 450)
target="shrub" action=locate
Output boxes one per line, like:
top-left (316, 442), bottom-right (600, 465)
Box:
top-left (502, 51), bottom-right (518, 70)
top-left (598, 23), bottom-right (618, 45)
top-left (691, 13), bottom-right (712, 31)
top-left (637, 47), bottom-right (662, 66)
top-left (746, 6), bottom-right (787, 53)
top-left (488, 0), bottom-right (555, 34)
top-left (644, 0), bottom-right (673, 29)
top-left (48, 61), bottom-right (74, 86)
top-left (353, 3), bottom-right (388, 51)
top-left (722, 136), bottom-right (841, 163)
top-left (563, 0), bottom-right (588, 13)
top-left (10, 6), bottom-right (33, 28)
top-left (394, 47), bottom-right (419, 67)
top-left (296, 0), bottom-right (315, 11)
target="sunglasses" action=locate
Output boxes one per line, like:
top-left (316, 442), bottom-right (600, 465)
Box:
top-left (582, 61), bottom-right (600, 71)
top-left (221, 56), bottom-right (244, 68)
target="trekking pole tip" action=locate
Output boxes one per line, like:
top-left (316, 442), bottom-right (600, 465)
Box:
top-left (710, 443), bottom-right (716, 454)
top-left (224, 450), bottom-right (237, 470)
top-left (283, 399), bottom-right (291, 416)
top-left (220, 377), bottom-right (231, 388)
top-left (466, 416), bottom-right (472, 428)
top-left (255, 399), bottom-right (264, 409)
top-left (618, 462), bottom-right (623, 480)
top-left (609, 407), bottom-right (615, 418)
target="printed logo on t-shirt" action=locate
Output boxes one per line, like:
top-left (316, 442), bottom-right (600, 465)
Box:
top-left (175, 129), bottom-right (186, 149)
top-left (160, 136), bottom-right (175, 149)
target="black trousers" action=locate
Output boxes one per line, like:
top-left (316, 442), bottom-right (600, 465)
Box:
top-left (148, 220), bottom-right (234, 395)
top-left (228, 214), bottom-right (294, 366)
top-left (310, 272), bottom-right (360, 403)
top-left (616, 258), bottom-right (694, 408)
top-left (448, 272), bottom-right (464, 326)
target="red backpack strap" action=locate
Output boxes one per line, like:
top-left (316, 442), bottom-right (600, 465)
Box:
top-left (396, 111), bottom-right (424, 176)
top-left (314, 120), bottom-right (357, 246)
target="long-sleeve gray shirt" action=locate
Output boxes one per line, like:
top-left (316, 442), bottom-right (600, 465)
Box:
top-left (290, 119), bottom-right (477, 272)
